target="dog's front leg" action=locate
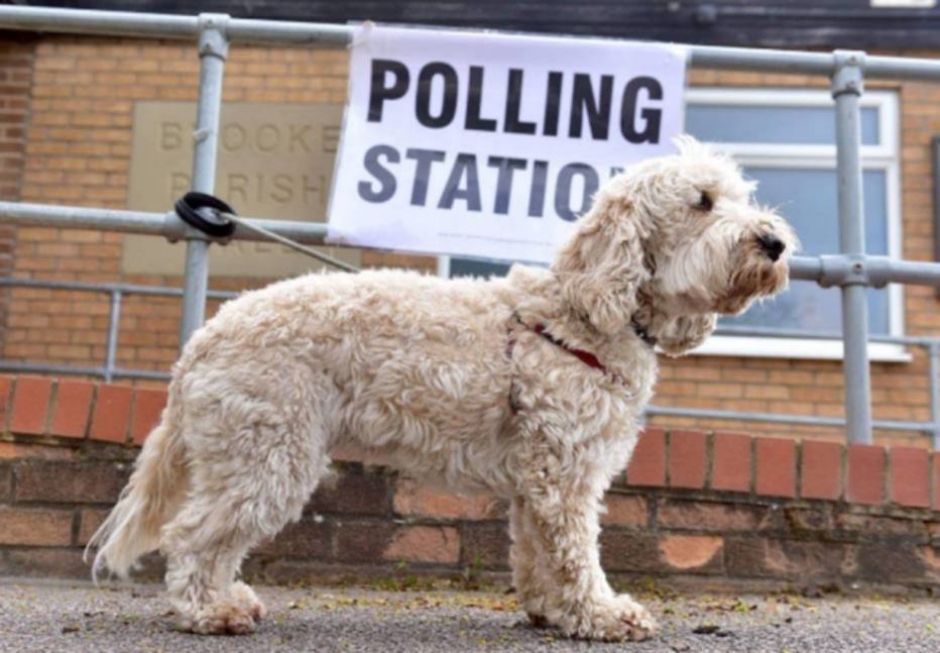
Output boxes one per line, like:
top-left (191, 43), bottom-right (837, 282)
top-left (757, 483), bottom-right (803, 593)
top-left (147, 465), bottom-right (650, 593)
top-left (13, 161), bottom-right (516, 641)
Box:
top-left (517, 465), bottom-right (656, 642)
top-left (509, 496), bottom-right (553, 627)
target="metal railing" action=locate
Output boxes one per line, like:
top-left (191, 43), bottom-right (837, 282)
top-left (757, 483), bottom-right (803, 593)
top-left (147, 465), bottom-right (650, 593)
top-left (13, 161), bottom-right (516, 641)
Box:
top-left (0, 277), bottom-right (237, 382)
top-left (2, 5), bottom-right (940, 447)
top-left (652, 324), bottom-right (940, 448)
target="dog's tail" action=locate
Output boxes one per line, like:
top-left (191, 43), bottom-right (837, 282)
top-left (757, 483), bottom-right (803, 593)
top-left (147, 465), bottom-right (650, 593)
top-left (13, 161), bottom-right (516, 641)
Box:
top-left (84, 415), bottom-right (188, 582)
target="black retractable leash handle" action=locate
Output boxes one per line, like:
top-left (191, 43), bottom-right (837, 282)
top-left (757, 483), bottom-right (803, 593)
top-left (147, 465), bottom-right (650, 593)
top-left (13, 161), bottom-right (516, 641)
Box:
top-left (172, 191), bottom-right (359, 272)
top-left (174, 191), bottom-right (237, 238)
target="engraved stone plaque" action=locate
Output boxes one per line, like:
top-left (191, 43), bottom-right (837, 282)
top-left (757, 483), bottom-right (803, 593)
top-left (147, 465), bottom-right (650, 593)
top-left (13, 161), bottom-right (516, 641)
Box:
top-left (125, 102), bottom-right (360, 276)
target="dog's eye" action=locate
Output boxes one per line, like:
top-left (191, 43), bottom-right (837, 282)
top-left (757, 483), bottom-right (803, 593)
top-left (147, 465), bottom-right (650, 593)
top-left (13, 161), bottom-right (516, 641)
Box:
top-left (693, 191), bottom-right (713, 212)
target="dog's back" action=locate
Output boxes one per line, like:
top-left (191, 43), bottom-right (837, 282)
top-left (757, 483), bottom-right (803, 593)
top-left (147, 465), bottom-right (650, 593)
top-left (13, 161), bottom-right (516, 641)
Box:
top-left (172, 268), bottom-right (522, 490)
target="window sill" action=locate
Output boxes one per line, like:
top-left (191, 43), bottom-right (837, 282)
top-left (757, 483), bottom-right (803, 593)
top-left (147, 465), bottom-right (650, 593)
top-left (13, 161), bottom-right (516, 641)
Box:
top-left (690, 336), bottom-right (912, 363)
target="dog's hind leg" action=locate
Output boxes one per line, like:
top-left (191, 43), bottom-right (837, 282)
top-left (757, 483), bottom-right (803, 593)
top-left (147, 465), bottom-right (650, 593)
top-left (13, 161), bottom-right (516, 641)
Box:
top-left (160, 383), bottom-right (334, 635)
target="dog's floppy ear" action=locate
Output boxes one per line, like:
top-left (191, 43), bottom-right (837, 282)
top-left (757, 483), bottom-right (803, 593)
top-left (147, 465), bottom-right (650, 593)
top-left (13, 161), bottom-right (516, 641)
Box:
top-left (656, 314), bottom-right (718, 356)
top-left (552, 185), bottom-right (650, 335)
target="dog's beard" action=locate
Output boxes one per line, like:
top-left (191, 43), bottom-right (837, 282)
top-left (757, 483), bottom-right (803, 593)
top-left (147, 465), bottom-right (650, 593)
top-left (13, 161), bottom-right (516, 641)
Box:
top-left (651, 227), bottom-right (791, 317)
top-left (716, 243), bottom-right (790, 315)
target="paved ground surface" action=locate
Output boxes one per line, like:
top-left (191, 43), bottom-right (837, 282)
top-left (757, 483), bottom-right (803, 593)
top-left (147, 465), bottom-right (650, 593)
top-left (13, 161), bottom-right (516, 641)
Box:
top-left (1, 579), bottom-right (938, 652)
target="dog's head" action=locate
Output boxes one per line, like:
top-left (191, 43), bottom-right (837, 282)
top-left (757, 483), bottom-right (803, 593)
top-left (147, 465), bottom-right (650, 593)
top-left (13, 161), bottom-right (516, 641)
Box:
top-left (551, 136), bottom-right (797, 355)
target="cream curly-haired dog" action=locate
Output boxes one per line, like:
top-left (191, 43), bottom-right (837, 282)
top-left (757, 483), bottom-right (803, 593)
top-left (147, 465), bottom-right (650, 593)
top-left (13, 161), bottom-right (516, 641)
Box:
top-left (87, 137), bottom-right (795, 641)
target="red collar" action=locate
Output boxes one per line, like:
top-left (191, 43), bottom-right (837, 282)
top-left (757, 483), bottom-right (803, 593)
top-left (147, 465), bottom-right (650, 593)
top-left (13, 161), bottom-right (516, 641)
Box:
top-left (530, 323), bottom-right (607, 373)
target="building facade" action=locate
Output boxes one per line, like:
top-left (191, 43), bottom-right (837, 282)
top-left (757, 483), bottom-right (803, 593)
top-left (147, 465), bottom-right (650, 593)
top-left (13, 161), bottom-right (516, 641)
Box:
top-left (2, 1), bottom-right (940, 447)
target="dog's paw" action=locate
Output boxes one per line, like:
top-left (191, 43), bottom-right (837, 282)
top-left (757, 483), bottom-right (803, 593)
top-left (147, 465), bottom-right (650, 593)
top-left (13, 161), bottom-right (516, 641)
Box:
top-left (229, 581), bottom-right (266, 622)
top-left (568, 595), bottom-right (657, 642)
top-left (184, 601), bottom-right (260, 636)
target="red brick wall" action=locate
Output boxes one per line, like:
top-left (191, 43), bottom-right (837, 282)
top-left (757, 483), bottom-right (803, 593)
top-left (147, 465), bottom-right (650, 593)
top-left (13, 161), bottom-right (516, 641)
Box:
top-left (0, 36), bottom-right (35, 351)
top-left (0, 373), bottom-right (937, 592)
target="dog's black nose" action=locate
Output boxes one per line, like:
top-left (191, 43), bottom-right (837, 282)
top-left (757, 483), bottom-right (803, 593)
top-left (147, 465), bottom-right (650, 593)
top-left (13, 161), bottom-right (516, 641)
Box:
top-left (757, 234), bottom-right (785, 262)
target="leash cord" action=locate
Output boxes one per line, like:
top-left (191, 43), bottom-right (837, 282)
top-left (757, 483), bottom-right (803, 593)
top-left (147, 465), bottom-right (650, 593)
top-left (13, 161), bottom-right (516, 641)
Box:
top-left (220, 211), bottom-right (360, 273)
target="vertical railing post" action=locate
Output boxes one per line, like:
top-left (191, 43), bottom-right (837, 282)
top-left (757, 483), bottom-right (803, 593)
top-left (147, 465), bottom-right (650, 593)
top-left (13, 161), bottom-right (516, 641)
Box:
top-left (104, 289), bottom-right (122, 383)
top-left (929, 343), bottom-right (940, 449)
top-left (832, 50), bottom-right (873, 445)
top-left (179, 13), bottom-right (229, 349)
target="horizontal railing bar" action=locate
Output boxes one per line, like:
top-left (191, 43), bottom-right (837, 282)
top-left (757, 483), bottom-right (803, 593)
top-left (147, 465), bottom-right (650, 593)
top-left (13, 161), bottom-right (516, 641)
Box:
top-left (8, 199), bottom-right (940, 288)
top-left (0, 361), bottom-right (106, 378)
top-left (1, 275), bottom-right (936, 345)
top-left (787, 257), bottom-right (824, 281)
top-left (788, 254), bottom-right (940, 287)
top-left (0, 201), bottom-right (330, 247)
top-left (111, 368), bottom-right (172, 381)
top-left (0, 277), bottom-right (238, 300)
top-left (5, 272), bottom-right (934, 345)
top-left (688, 46), bottom-right (835, 75)
top-left (646, 405), bottom-right (937, 433)
top-left (0, 5), bottom-right (199, 39)
top-left (0, 360), bottom-right (172, 381)
top-left (3, 6), bottom-right (940, 80)
top-left (869, 258), bottom-right (940, 286)
top-left (227, 17), bottom-right (354, 47)
top-left (714, 325), bottom-right (940, 346)
top-left (0, 202), bottom-right (180, 237)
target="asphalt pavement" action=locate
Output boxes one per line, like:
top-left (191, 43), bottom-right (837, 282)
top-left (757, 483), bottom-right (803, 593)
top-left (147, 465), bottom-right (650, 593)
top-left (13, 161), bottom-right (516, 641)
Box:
top-left (0, 578), bottom-right (937, 652)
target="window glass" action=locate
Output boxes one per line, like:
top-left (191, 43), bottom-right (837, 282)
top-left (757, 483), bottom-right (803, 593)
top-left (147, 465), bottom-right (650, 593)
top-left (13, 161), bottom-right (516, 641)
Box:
top-left (686, 105), bottom-right (880, 146)
top-left (449, 257), bottom-right (511, 278)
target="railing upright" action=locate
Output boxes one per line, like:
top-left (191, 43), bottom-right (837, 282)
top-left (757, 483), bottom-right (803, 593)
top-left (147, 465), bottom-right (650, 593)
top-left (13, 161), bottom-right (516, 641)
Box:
top-left (930, 343), bottom-right (940, 449)
top-left (832, 51), bottom-right (874, 445)
top-left (104, 290), bottom-right (122, 383)
top-left (179, 14), bottom-right (229, 348)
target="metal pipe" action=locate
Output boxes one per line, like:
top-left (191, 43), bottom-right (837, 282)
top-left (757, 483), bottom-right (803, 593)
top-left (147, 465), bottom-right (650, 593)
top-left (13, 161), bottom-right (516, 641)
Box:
top-left (179, 15), bottom-right (228, 348)
top-left (0, 201), bottom-right (176, 237)
top-left (832, 52), bottom-right (873, 445)
top-left (227, 18), bottom-right (352, 46)
top-left (689, 45), bottom-right (835, 75)
top-left (930, 344), bottom-right (940, 449)
top-left (645, 405), bottom-right (938, 434)
top-left (714, 324), bottom-right (938, 346)
top-left (0, 361), bottom-right (170, 381)
top-left (0, 5), bottom-right (198, 39)
top-left (5, 274), bottom-right (938, 344)
top-left (0, 202), bottom-right (332, 248)
top-left (786, 256), bottom-right (824, 282)
top-left (867, 257), bottom-right (940, 287)
top-left (0, 361), bottom-right (107, 378)
top-left (104, 291), bottom-right (122, 383)
top-left (5, 5), bottom-right (940, 80)
top-left (0, 276), bottom-right (238, 299)
top-left (111, 368), bottom-right (173, 381)
top-left (13, 200), bottom-right (940, 288)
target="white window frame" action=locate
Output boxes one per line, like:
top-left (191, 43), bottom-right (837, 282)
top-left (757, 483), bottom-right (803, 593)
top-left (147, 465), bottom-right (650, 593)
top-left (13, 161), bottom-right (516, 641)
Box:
top-left (686, 87), bottom-right (907, 362)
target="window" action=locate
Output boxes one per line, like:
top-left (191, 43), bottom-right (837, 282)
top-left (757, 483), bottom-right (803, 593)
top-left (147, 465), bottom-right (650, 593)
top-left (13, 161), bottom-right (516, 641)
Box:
top-left (442, 88), bottom-right (904, 361)
top-left (685, 88), bottom-right (903, 361)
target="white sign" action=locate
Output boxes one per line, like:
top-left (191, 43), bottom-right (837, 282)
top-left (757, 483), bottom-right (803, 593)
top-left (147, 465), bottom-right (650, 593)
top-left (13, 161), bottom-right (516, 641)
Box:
top-left (328, 25), bottom-right (687, 263)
